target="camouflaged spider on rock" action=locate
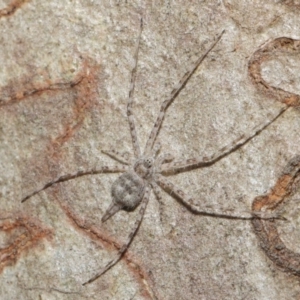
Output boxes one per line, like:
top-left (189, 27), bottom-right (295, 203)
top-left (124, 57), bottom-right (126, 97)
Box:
top-left (21, 20), bottom-right (287, 285)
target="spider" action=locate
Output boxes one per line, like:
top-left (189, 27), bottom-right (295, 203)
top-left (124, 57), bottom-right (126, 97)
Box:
top-left (21, 20), bottom-right (287, 285)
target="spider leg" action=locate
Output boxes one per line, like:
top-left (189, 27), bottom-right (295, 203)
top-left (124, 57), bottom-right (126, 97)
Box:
top-left (144, 30), bottom-right (225, 155)
top-left (150, 181), bottom-right (165, 223)
top-left (152, 141), bottom-right (162, 157)
top-left (161, 106), bottom-right (288, 174)
top-left (101, 149), bottom-right (132, 165)
top-left (82, 186), bottom-right (151, 285)
top-left (155, 153), bottom-right (174, 171)
top-left (21, 165), bottom-right (127, 203)
top-left (127, 18), bottom-right (143, 158)
top-left (156, 174), bottom-right (275, 220)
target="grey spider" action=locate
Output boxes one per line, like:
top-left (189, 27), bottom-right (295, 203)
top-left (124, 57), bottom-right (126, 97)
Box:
top-left (22, 20), bottom-right (287, 285)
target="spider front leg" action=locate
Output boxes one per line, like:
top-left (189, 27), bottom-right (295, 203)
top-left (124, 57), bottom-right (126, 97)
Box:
top-left (155, 153), bottom-right (174, 170)
top-left (101, 149), bottom-right (132, 165)
top-left (161, 106), bottom-right (288, 175)
top-left (21, 165), bottom-right (127, 203)
top-left (127, 18), bottom-right (143, 158)
top-left (144, 31), bottom-right (225, 156)
top-left (83, 185), bottom-right (151, 285)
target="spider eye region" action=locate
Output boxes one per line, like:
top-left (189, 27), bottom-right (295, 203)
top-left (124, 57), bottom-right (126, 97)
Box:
top-left (144, 158), bottom-right (153, 168)
top-left (111, 172), bottom-right (145, 210)
top-left (134, 157), bottom-right (154, 178)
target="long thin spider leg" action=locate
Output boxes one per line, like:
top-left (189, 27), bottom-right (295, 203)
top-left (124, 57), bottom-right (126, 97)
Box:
top-left (127, 18), bottom-right (143, 158)
top-left (144, 30), bottom-right (225, 155)
top-left (21, 165), bottom-right (127, 203)
top-left (82, 186), bottom-right (151, 285)
top-left (101, 149), bottom-right (132, 165)
top-left (156, 175), bottom-right (283, 220)
top-left (162, 106), bottom-right (288, 174)
top-left (155, 153), bottom-right (174, 171)
top-left (151, 181), bottom-right (165, 223)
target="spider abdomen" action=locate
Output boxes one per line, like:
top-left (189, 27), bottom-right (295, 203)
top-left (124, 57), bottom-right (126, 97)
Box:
top-left (111, 171), bottom-right (146, 210)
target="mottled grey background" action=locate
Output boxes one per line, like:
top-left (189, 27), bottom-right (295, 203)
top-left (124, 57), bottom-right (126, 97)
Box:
top-left (0, 0), bottom-right (300, 299)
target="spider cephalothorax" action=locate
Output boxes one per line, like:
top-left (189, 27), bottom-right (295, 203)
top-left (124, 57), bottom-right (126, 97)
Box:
top-left (134, 157), bottom-right (155, 179)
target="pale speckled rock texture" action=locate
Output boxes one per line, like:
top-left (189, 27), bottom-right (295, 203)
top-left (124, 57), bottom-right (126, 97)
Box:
top-left (0, 0), bottom-right (300, 299)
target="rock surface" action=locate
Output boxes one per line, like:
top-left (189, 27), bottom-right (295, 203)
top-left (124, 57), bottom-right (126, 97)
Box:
top-left (0, 1), bottom-right (300, 299)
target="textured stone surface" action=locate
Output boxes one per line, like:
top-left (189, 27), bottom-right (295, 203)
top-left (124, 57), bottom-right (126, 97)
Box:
top-left (0, 0), bottom-right (300, 299)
